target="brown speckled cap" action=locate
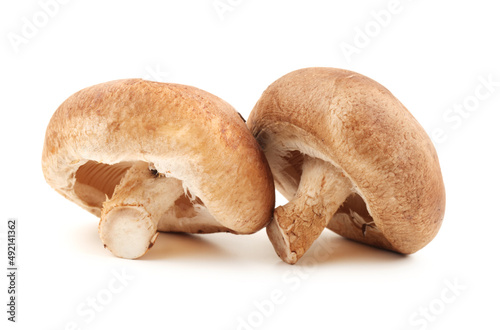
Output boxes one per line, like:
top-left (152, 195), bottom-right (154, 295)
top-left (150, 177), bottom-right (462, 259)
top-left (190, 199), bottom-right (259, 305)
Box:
top-left (248, 67), bottom-right (445, 264)
top-left (42, 79), bottom-right (275, 259)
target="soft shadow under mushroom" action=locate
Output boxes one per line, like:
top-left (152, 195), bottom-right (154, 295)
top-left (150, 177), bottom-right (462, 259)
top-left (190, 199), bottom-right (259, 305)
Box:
top-left (289, 233), bottom-right (409, 267)
top-left (138, 233), bottom-right (229, 261)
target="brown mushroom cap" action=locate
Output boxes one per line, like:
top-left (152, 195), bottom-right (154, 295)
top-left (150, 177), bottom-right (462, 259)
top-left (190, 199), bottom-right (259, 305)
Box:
top-left (248, 67), bottom-right (445, 262)
top-left (42, 79), bottom-right (274, 257)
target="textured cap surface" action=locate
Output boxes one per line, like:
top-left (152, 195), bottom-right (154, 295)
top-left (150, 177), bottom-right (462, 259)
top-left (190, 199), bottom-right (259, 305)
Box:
top-left (248, 67), bottom-right (445, 253)
top-left (42, 79), bottom-right (274, 234)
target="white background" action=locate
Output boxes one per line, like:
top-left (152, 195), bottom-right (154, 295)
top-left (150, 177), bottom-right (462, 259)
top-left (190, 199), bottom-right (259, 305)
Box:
top-left (1, 0), bottom-right (499, 329)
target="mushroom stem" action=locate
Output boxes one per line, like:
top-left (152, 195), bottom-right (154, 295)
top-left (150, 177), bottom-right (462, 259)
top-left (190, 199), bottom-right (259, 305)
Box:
top-left (99, 162), bottom-right (184, 259)
top-left (267, 156), bottom-right (352, 264)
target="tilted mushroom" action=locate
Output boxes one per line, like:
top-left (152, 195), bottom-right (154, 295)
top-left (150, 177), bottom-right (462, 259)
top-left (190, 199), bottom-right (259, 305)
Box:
top-left (247, 67), bottom-right (445, 264)
top-left (42, 79), bottom-right (274, 259)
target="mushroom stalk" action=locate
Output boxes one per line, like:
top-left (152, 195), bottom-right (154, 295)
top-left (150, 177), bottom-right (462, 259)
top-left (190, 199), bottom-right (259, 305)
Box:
top-left (99, 162), bottom-right (184, 259)
top-left (267, 156), bottom-right (352, 264)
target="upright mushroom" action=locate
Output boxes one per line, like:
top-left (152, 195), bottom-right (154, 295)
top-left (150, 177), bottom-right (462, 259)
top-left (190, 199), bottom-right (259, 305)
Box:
top-left (42, 79), bottom-right (274, 259)
top-left (248, 67), bottom-right (445, 264)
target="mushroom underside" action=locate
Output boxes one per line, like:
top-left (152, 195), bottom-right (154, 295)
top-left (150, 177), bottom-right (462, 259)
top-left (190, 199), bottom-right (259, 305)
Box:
top-left (73, 160), bottom-right (229, 234)
top-left (273, 150), bottom-right (395, 252)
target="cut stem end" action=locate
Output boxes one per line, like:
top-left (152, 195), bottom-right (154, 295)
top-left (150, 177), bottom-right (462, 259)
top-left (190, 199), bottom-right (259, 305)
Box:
top-left (99, 162), bottom-right (184, 259)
